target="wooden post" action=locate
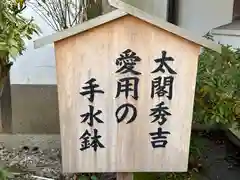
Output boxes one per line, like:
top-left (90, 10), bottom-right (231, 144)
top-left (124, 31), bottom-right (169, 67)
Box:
top-left (117, 173), bottom-right (133, 180)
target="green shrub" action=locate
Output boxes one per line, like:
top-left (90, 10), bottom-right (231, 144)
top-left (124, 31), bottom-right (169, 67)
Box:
top-left (0, 169), bottom-right (8, 180)
top-left (0, 0), bottom-right (40, 88)
top-left (194, 44), bottom-right (240, 129)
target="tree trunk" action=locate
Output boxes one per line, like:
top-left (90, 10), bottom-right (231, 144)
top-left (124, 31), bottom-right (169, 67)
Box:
top-left (0, 73), bottom-right (12, 133)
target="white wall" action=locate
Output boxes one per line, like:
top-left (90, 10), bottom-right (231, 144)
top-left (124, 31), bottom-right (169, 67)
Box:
top-left (10, 8), bottom-right (56, 85)
top-left (178, 0), bottom-right (234, 36)
top-left (214, 35), bottom-right (240, 48)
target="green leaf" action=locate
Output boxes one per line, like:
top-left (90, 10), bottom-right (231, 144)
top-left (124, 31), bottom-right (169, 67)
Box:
top-left (9, 46), bottom-right (19, 59)
top-left (219, 106), bottom-right (224, 116)
top-left (0, 169), bottom-right (8, 180)
top-left (216, 116), bottom-right (220, 123)
top-left (78, 175), bottom-right (89, 180)
top-left (90, 175), bottom-right (98, 180)
top-left (194, 44), bottom-right (240, 127)
top-left (8, 38), bottom-right (18, 47)
top-left (134, 173), bottom-right (158, 180)
top-left (0, 0), bottom-right (40, 62)
top-left (0, 42), bottom-right (7, 51)
top-left (17, 0), bottom-right (25, 6)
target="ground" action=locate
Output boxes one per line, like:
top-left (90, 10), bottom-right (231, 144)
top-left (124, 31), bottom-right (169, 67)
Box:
top-left (0, 130), bottom-right (239, 180)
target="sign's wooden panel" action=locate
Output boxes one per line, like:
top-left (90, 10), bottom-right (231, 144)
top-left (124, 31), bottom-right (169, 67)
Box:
top-left (55, 15), bottom-right (200, 173)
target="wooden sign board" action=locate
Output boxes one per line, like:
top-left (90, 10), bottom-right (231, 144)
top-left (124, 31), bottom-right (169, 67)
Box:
top-left (55, 15), bottom-right (200, 173)
top-left (34, 0), bottom-right (220, 175)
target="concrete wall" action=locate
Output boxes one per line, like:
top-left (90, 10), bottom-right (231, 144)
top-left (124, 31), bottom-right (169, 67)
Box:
top-left (8, 0), bottom-right (235, 134)
top-left (11, 85), bottom-right (59, 133)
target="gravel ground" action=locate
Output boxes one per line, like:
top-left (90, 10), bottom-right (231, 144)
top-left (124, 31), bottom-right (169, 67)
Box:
top-left (0, 144), bottom-right (116, 180)
top-left (0, 145), bottom-right (64, 179)
top-left (0, 131), bottom-right (239, 180)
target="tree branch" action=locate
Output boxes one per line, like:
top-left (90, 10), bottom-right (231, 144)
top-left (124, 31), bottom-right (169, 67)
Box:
top-left (27, 2), bottom-right (58, 31)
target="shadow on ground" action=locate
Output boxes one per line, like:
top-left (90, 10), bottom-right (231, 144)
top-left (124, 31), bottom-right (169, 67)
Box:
top-left (134, 130), bottom-right (240, 180)
top-left (197, 130), bottom-right (240, 180)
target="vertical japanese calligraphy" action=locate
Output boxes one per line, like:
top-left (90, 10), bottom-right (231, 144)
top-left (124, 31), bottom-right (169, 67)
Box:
top-left (79, 78), bottom-right (105, 152)
top-left (151, 76), bottom-right (174, 100)
top-left (149, 50), bottom-right (177, 148)
top-left (115, 103), bottom-right (137, 124)
top-left (115, 49), bottom-right (141, 124)
top-left (78, 49), bottom-right (177, 151)
top-left (79, 129), bottom-right (105, 152)
top-left (79, 78), bottom-right (104, 102)
top-left (80, 105), bottom-right (103, 127)
top-left (116, 77), bottom-right (139, 100)
top-left (116, 49), bottom-right (142, 75)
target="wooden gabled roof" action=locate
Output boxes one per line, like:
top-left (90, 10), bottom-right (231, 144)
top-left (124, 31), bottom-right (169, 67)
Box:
top-left (34, 0), bottom-right (221, 53)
